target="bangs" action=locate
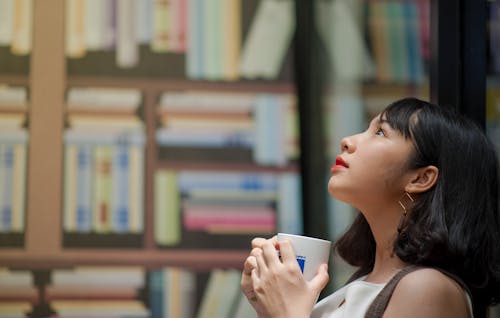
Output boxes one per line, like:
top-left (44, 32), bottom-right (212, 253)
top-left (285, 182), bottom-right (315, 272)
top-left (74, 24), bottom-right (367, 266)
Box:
top-left (381, 98), bottom-right (425, 140)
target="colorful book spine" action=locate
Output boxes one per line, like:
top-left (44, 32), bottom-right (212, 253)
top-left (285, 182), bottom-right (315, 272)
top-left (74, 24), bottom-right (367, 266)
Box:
top-left (75, 145), bottom-right (93, 232)
top-left (128, 145), bottom-right (144, 233)
top-left (111, 144), bottom-right (129, 232)
top-left (0, 145), bottom-right (14, 232)
top-left (154, 170), bottom-right (180, 245)
top-left (11, 143), bottom-right (26, 232)
top-left (64, 144), bottom-right (78, 232)
top-left (93, 146), bottom-right (113, 233)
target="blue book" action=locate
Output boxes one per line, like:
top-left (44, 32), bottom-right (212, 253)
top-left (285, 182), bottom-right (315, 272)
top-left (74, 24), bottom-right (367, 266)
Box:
top-left (178, 171), bottom-right (278, 193)
top-left (404, 2), bottom-right (424, 83)
top-left (0, 144), bottom-right (14, 232)
top-left (111, 143), bottom-right (129, 233)
top-left (149, 270), bottom-right (164, 318)
top-left (76, 145), bottom-right (93, 232)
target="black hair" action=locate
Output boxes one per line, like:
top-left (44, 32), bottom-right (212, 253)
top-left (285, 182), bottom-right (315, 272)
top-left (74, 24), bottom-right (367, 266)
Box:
top-left (334, 98), bottom-right (500, 317)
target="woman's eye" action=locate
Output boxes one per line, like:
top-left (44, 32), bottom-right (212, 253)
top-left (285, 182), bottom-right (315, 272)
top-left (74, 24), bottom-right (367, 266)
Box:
top-left (375, 128), bottom-right (385, 136)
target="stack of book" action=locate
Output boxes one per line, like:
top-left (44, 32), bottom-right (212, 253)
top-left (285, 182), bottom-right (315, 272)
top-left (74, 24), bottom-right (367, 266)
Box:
top-left (156, 90), bottom-right (299, 167)
top-left (148, 267), bottom-right (196, 318)
top-left (0, 86), bottom-right (28, 234)
top-left (63, 87), bottom-right (146, 234)
top-left (154, 169), bottom-right (302, 246)
top-left (47, 266), bottom-right (148, 318)
top-left (0, 268), bottom-right (37, 318)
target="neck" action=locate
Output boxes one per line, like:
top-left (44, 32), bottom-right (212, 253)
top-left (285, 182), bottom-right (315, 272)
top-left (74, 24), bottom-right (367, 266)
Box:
top-left (360, 202), bottom-right (408, 283)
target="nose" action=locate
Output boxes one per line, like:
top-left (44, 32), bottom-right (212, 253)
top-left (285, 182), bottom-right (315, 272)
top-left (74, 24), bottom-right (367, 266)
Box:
top-left (340, 136), bottom-right (355, 153)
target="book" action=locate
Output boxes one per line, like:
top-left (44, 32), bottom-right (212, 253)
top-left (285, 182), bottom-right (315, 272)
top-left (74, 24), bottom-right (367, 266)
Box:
top-left (65, 0), bottom-right (86, 58)
top-left (11, 0), bottom-right (32, 55)
top-left (128, 145), bottom-right (144, 233)
top-left (93, 146), bottom-right (113, 233)
top-left (0, 0), bottom-right (14, 45)
top-left (239, 0), bottom-right (294, 79)
top-left (154, 170), bottom-right (180, 245)
top-left (116, 0), bottom-right (139, 68)
top-left (196, 269), bottom-right (241, 318)
top-left (0, 144), bottom-right (14, 232)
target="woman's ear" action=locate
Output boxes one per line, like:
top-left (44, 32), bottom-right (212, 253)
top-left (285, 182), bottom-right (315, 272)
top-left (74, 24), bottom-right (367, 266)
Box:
top-left (405, 165), bottom-right (439, 194)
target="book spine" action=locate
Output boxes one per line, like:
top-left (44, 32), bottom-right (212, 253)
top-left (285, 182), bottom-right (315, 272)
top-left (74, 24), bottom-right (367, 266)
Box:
top-left (93, 146), bottom-right (113, 233)
top-left (111, 144), bottom-right (129, 233)
top-left (76, 145), bottom-right (93, 232)
top-left (128, 145), bottom-right (144, 233)
top-left (0, 145), bottom-right (14, 232)
top-left (11, 143), bottom-right (26, 232)
top-left (64, 144), bottom-right (78, 232)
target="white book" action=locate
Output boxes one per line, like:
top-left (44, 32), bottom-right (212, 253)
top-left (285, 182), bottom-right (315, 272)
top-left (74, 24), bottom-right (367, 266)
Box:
top-left (239, 0), bottom-right (294, 79)
top-left (0, 0), bottom-right (14, 45)
top-left (51, 267), bottom-right (145, 287)
top-left (67, 87), bottom-right (142, 109)
top-left (158, 91), bottom-right (255, 113)
top-left (116, 0), bottom-right (139, 68)
top-left (84, 0), bottom-right (108, 50)
top-left (136, 0), bottom-right (153, 44)
top-left (11, 0), bottom-right (32, 55)
top-left (0, 86), bottom-right (27, 108)
top-left (0, 268), bottom-right (33, 286)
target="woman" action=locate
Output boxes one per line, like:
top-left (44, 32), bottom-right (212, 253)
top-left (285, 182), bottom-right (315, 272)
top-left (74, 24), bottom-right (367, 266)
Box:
top-left (241, 98), bottom-right (500, 318)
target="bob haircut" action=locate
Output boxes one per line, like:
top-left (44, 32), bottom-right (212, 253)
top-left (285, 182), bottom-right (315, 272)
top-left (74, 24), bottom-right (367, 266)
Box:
top-left (335, 98), bottom-right (500, 317)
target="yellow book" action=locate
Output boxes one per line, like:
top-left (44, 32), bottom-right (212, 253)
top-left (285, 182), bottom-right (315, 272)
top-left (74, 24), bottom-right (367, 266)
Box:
top-left (11, 0), bottom-right (32, 55)
top-left (128, 145), bottom-right (144, 233)
top-left (65, 0), bottom-right (86, 58)
top-left (222, 0), bottom-right (241, 80)
top-left (93, 146), bottom-right (112, 233)
top-left (154, 170), bottom-right (180, 245)
top-left (151, 0), bottom-right (170, 52)
top-left (63, 145), bottom-right (77, 232)
top-left (11, 143), bottom-right (26, 232)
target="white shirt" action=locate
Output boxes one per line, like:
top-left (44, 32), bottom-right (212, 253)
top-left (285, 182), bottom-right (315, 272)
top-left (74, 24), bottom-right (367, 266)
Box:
top-left (311, 276), bottom-right (474, 318)
top-left (311, 276), bottom-right (384, 318)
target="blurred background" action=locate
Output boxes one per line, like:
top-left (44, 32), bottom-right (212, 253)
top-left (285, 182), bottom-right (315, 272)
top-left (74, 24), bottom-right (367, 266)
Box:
top-left (0, 0), bottom-right (497, 317)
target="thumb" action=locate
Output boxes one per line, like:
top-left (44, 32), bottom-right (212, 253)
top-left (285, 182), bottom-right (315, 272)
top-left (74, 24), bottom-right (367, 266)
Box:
top-left (309, 263), bottom-right (329, 292)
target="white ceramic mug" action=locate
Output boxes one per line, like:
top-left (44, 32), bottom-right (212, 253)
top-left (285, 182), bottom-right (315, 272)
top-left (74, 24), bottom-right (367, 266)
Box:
top-left (276, 233), bottom-right (331, 281)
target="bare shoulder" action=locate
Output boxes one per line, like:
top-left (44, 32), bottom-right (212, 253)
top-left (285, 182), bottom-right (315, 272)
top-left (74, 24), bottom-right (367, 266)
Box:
top-left (383, 268), bottom-right (470, 318)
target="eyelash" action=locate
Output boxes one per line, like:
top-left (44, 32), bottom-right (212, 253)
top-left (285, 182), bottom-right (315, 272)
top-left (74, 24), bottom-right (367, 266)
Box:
top-left (375, 127), bottom-right (385, 136)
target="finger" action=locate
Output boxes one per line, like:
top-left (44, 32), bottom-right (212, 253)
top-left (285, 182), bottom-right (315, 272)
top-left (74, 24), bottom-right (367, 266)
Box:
top-left (251, 237), bottom-right (267, 248)
top-left (243, 255), bottom-right (257, 275)
top-left (309, 263), bottom-right (330, 292)
top-left (261, 240), bottom-right (280, 269)
top-left (277, 239), bottom-right (297, 264)
top-left (254, 248), bottom-right (267, 274)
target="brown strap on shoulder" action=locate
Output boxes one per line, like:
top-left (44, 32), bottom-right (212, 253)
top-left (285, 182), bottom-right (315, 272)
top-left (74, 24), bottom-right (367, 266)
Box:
top-left (364, 266), bottom-right (473, 318)
top-left (364, 265), bottom-right (422, 318)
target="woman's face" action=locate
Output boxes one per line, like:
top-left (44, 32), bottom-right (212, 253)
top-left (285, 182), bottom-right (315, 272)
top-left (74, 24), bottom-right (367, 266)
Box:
top-left (328, 113), bottom-right (416, 209)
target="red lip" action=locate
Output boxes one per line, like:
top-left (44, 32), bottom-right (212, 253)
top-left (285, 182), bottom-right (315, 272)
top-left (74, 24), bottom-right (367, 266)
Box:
top-left (331, 156), bottom-right (349, 172)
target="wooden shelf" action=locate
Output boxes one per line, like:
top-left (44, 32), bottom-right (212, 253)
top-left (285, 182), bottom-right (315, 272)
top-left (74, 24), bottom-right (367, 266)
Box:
top-left (67, 76), bottom-right (295, 93)
top-left (0, 75), bottom-right (29, 86)
top-left (0, 249), bottom-right (248, 270)
top-left (155, 160), bottom-right (299, 173)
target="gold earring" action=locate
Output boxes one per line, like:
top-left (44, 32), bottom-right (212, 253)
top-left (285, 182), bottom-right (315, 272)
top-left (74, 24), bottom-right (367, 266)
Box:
top-left (397, 192), bottom-right (414, 234)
